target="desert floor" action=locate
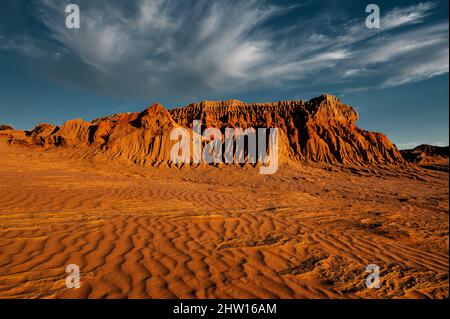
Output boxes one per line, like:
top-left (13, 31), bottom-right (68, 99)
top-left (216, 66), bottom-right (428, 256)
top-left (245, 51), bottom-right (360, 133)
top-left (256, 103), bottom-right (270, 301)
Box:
top-left (0, 140), bottom-right (448, 299)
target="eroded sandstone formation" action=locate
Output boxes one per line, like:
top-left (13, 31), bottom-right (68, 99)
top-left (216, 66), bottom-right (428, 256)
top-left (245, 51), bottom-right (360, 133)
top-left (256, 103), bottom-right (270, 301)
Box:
top-left (10, 94), bottom-right (405, 166)
top-left (170, 94), bottom-right (404, 164)
top-left (0, 124), bottom-right (14, 131)
top-left (401, 144), bottom-right (449, 171)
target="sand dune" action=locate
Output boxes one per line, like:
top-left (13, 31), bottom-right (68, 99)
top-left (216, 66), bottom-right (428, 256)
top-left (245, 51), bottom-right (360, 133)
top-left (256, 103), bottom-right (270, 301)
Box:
top-left (0, 140), bottom-right (447, 299)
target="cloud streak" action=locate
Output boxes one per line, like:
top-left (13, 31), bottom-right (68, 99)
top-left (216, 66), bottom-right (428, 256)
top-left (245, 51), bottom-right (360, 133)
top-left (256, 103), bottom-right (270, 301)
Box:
top-left (1, 0), bottom-right (448, 103)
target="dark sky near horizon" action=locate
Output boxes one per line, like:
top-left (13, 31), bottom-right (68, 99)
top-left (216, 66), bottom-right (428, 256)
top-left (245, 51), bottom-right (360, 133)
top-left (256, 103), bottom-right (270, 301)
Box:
top-left (0, 0), bottom-right (448, 149)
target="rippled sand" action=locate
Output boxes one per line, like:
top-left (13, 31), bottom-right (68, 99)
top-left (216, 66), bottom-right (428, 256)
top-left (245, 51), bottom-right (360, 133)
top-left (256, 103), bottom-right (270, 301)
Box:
top-left (0, 140), bottom-right (448, 298)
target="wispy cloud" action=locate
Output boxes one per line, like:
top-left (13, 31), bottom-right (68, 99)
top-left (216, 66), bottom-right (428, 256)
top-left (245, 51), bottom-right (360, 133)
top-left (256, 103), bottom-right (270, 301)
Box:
top-left (1, 0), bottom-right (448, 102)
top-left (383, 2), bottom-right (435, 30)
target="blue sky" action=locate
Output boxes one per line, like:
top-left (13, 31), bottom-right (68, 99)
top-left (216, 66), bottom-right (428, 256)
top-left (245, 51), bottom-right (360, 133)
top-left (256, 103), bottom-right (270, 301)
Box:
top-left (0, 0), bottom-right (448, 149)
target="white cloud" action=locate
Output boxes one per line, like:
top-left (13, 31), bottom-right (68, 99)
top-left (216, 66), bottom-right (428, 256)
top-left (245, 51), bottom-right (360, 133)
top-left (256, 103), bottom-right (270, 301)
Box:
top-left (382, 47), bottom-right (449, 87)
top-left (1, 0), bottom-right (448, 102)
top-left (383, 2), bottom-right (435, 30)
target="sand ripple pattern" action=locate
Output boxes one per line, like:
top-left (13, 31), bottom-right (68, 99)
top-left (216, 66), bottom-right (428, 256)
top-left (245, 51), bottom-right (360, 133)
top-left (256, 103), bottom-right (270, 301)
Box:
top-left (0, 144), bottom-right (448, 298)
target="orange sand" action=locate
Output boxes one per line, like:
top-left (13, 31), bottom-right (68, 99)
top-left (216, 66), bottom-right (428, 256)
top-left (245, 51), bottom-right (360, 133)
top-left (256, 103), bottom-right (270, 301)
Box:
top-left (0, 140), bottom-right (448, 299)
